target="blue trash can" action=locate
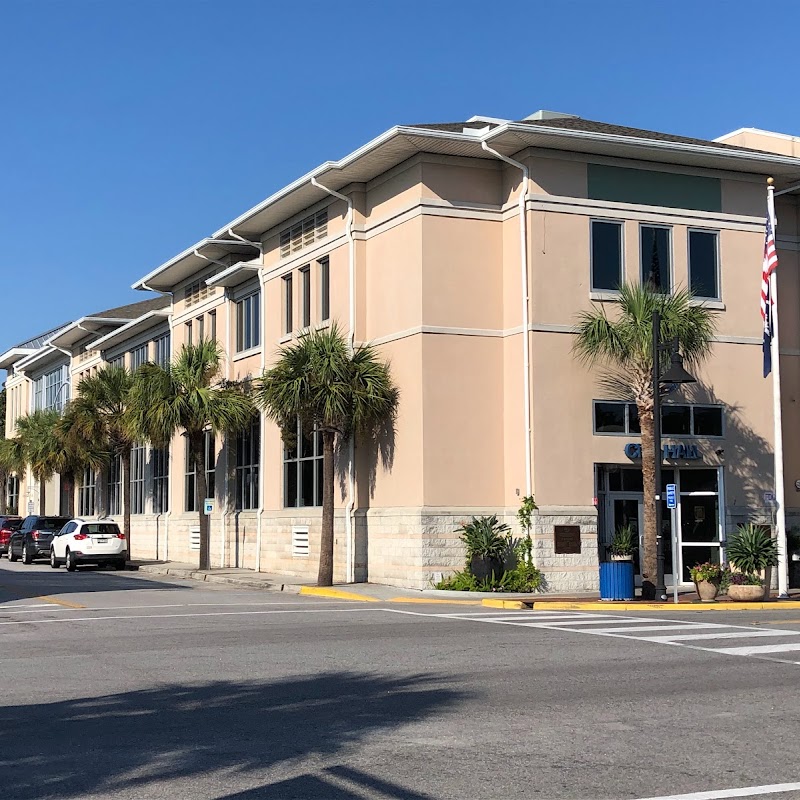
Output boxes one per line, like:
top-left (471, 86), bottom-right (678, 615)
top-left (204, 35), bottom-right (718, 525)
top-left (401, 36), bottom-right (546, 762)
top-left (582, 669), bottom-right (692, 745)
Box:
top-left (599, 560), bottom-right (635, 601)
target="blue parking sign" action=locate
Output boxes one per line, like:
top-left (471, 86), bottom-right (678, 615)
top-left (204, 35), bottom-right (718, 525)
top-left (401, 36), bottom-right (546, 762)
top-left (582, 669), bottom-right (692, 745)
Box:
top-left (666, 483), bottom-right (677, 509)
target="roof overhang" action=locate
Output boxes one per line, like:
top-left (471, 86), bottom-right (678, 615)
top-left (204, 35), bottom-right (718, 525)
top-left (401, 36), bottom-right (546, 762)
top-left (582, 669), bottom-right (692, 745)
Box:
top-left (0, 348), bottom-right (37, 370)
top-left (46, 317), bottom-right (136, 349)
top-left (14, 346), bottom-right (68, 374)
top-left (132, 238), bottom-right (260, 293)
top-left (205, 263), bottom-right (260, 288)
top-left (90, 310), bottom-right (171, 352)
top-left (134, 122), bottom-right (800, 292)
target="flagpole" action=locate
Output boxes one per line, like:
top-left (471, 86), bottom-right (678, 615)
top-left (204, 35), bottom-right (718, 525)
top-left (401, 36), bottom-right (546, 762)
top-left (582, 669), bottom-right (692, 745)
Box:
top-left (767, 177), bottom-right (789, 598)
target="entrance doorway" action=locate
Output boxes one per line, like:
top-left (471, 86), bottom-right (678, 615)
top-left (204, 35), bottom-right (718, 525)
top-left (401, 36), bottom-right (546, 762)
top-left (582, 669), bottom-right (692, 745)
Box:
top-left (598, 466), bottom-right (723, 586)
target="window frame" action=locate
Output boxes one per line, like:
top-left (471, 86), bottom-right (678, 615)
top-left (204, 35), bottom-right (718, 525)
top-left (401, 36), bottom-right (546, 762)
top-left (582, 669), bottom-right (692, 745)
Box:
top-left (151, 446), bottom-right (170, 514)
top-left (592, 400), bottom-right (724, 439)
top-left (687, 228), bottom-right (721, 301)
top-left (319, 257), bottom-right (330, 322)
top-left (639, 223), bottom-right (673, 294)
top-left (235, 418), bottom-right (260, 511)
top-left (153, 333), bottom-right (171, 368)
top-left (130, 344), bottom-right (147, 371)
top-left (78, 467), bottom-right (96, 517)
top-left (185, 432), bottom-right (216, 512)
top-left (300, 265), bottom-right (311, 329)
top-left (107, 455), bottom-right (122, 516)
top-left (130, 443), bottom-right (147, 514)
top-left (235, 291), bottom-right (261, 353)
top-left (590, 218), bottom-right (624, 293)
top-left (283, 275), bottom-right (293, 335)
top-left (283, 418), bottom-right (323, 508)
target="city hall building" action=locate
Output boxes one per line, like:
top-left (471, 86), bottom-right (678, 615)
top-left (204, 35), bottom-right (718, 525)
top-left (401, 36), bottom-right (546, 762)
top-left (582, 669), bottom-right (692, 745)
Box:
top-left (3, 111), bottom-right (800, 592)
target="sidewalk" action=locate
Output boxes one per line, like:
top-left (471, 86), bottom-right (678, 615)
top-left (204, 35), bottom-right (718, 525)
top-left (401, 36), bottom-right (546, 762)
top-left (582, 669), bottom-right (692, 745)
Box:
top-left (133, 561), bottom-right (800, 609)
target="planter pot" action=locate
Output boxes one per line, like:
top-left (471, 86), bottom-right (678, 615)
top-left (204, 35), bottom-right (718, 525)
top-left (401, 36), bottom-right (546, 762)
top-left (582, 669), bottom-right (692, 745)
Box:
top-left (469, 555), bottom-right (503, 582)
top-left (727, 584), bottom-right (764, 602)
top-left (600, 561), bottom-right (635, 601)
top-left (695, 579), bottom-right (720, 602)
top-left (611, 554), bottom-right (634, 562)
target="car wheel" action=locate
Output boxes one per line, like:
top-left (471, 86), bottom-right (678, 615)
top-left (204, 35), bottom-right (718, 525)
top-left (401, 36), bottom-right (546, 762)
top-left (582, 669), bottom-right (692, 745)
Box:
top-left (114, 559), bottom-right (126, 571)
top-left (8, 544), bottom-right (18, 562)
top-left (65, 549), bottom-right (77, 572)
top-left (22, 543), bottom-right (32, 565)
top-left (50, 549), bottom-right (60, 569)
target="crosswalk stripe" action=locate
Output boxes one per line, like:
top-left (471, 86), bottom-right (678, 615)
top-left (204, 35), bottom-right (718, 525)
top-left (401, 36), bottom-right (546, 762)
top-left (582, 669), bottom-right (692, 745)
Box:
top-left (582, 623), bottom-right (722, 634)
top-left (642, 630), bottom-right (797, 643)
top-left (477, 614), bottom-right (602, 622)
top-left (711, 642), bottom-right (800, 656)
top-left (531, 617), bottom-right (666, 627)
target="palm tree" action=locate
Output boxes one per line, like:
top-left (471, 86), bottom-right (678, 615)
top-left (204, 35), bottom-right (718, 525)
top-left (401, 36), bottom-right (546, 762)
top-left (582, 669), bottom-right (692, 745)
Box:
top-left (69, 366), bottom-right (136, 549)
top-left (255, 324), bottom-right (399, 586)
top-left (0, 435), bottom-right (25, 515)
top-left (126, 341), bottom-right (255, 570)
top-left (16, 410), bottom-right (64, 515)
top-left (573, 283), bottom-right (716, 597)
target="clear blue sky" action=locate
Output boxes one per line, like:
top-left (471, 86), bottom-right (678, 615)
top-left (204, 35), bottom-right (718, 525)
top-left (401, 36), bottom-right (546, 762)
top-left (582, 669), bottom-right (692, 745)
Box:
top-left (2, 0), bottom-right (799, 349)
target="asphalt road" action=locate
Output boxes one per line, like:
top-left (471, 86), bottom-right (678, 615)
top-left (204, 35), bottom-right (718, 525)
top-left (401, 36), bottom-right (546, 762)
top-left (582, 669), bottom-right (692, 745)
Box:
top-left (2, 559), bottom-right (800, 800)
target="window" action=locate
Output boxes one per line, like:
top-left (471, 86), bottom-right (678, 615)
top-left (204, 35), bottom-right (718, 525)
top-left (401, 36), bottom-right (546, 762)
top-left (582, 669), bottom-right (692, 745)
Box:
top-left (131, 443), bottom-right (146, 514)
top-left (593, 401), bottom-right (723, 437)
top-left (185, 320), bottom-right (193, 346)
top-left (185, 432), bottom-right (215, 512)
top-left (591, 220), bottom-right (623, 291)
top-left (283, 275), bottom-right (293, 335)
top-left (300, 266), bottom-right (311, 328)
top-left (283, 418), bottom-right (323, 508)
top-left (209, 310), bottom-right (217, 343)
top-left (108, 355), bottom-right (124, 369)
top-left (107, 455), bottom-right (122, 516)
top-left (689, 229), bottom-right (719, 299)
top-left (279, 209), bottom-right (328, 258)
top-left (235, 418), bottom-right (260, 510)
top-left (154, 333), bottom-right (171, 368)
top-left (152, 447), bottom-right (169, 514)
top-left (34, 365), bottom-right (69, 412)
top-left (640, 225), bottom-right (671, 293)
top-left (236, 291), bottom-right (261, 352)
top-left (319, 257), bottom-right (330, 321)
top-left (196, 315), bottom-right (205, 343)
top-left (78, 468), bottom-right (96, 517)
top-left (130, 344), bottom-right (147, 370)
top-left (6, 475), bottom-right (19, 515)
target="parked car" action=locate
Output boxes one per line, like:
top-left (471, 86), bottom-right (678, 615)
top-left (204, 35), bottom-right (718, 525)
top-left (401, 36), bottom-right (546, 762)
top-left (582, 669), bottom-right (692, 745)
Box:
top-left (50, 518), bottom-right (127, 571)
top-left (8, 516), bottom-right (71, 564)
top-left (0, 516), bottom-right (22, 557)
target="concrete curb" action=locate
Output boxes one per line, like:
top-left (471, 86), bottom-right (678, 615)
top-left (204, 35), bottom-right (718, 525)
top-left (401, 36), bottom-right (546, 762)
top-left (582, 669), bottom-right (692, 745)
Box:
top-left (535, 601), bottom-right (800, 612)
top-left (136, 564), bottom-right (303, 594)
top-left (299, 586), bottom-right (380, 602)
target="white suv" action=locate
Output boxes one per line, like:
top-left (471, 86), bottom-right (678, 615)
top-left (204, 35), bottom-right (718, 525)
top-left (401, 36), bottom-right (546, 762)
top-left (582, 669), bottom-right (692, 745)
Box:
top-left (50, 519), bottom-right (127, 572)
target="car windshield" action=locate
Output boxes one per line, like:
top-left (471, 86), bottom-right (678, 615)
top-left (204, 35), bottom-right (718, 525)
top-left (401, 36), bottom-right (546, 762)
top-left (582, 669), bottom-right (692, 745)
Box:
top-left (39, 518), bottom-right (71, 532)
top-left (84, 524), bottom-right (121, 535)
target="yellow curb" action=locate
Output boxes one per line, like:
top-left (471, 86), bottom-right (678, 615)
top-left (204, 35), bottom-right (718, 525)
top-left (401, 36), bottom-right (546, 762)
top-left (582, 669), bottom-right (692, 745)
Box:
top-left (390, 597), bottom-right (482, 605)
top-left (481, 599), bottom-right (528, 609)
top-left (534, 601), bottom-right (798, 612)
top-left (35, 595), bottom-right (86, 609)
top-left (299, 586), bottom-right (379, 602)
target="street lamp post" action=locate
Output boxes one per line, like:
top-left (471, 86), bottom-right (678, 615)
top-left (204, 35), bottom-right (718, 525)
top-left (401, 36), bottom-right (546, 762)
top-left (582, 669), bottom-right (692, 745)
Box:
top-left (650, 311), bottom-right (696, 601)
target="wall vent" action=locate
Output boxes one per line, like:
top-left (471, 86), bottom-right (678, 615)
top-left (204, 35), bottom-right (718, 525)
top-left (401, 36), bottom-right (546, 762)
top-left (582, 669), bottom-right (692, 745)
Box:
top-left (292, 526), bottom-right (310, 558)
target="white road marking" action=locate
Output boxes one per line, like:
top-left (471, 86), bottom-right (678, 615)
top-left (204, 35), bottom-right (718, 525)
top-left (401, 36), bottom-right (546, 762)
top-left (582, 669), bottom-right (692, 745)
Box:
top-left (711, 642), bottom-right (800, 656)
top-left (0, 600), bottom-right (334, 614)
top-left (586, 623), bottom-right (722, 634)
top-left (643, 630), bottom-right (796, 643)
top-left (635, 780), bottom-right (800, 799)
top-left (527, 617), bottom-right (669, 627)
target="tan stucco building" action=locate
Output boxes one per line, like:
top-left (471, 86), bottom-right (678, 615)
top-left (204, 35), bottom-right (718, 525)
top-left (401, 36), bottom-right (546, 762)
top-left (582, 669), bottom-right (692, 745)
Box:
top-left (4, 111), bottom-right (800, 592)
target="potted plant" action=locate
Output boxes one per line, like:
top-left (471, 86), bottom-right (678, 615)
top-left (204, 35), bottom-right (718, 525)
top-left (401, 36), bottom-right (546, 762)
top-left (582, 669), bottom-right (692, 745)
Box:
top-left (610, 524), bottom-right (636, 561)
top-left (726, 572), bottom-right (765, 602)
top-left (689, 562), bottom-right (723, 602)
top-left (599, 524), bottom-right (636, 601)
top-left (456, 515), bottom-right (510, 581)
top-left (726, 523), bottom-right (779, 601)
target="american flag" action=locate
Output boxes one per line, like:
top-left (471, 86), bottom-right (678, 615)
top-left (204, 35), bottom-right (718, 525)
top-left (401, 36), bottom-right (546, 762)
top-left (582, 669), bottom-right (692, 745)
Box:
top-left (761, 212), bottom-right (778, 378)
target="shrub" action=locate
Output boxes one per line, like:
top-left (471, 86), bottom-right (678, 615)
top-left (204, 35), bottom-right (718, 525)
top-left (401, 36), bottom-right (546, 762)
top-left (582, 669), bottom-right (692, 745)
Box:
top-left (456, 515), bottom-right (510, 562)
top-left (689, 562), bottom-right (723, 583)
top-left (727, 524), bottom-right (779, 575)
top-left (729, 572), bottom-right (762, 586)
top-left (610, 524), bottom-right (636, 557)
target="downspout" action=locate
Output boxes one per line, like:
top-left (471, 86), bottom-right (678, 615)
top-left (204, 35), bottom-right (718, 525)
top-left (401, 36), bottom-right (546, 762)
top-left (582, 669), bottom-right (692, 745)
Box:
top-left (224, 289), bottom-right (232, 566)
top-left (256, 282), bottom-right (266, 573)
top-left (311, 176), bottom-right (356, 583)
top-left (481, 141), bottom-right (533, 498)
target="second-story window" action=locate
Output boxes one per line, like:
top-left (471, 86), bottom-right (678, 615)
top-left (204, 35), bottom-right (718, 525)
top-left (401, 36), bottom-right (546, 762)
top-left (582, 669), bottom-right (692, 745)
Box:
top-left (591, 220), bottom-right (623, 292)
top-left (236, 291), bottom-right (260, 352)
top-left (319, 257), bottom-right (330, 322)
top-left (130, 344), bottom-right (147, 370)
top-left (35, 365), bottom-right (69, 412)
top-left (640, 225), bottom-right (671, 293)
top-left (689, 229), bottom-right (719, 300)
top-left (283, 275), bottom-right (293, 335)
top-left (209, 310), bottom-right (217, 343)
top-left (154, 333), bottom-right (171, 367)
top-left (185, 320), bottom-right (193, 346)
top-left (300, 266), bottom-right (311, 328)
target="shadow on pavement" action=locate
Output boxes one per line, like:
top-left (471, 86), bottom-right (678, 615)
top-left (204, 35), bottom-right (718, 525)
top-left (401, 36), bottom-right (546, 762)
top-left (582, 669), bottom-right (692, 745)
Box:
top-left (0, 563), bottom-right (190, 603)
top-left (1, 672), bottom-right (465, 800)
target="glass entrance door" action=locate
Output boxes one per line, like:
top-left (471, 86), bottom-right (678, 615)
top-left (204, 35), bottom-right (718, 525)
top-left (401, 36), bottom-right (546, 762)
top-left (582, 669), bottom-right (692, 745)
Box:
top-left (675, 468), bottom-right (722, 583)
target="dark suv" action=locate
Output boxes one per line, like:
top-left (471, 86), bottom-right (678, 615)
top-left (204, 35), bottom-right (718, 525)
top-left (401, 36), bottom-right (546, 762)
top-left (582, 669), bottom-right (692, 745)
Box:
top-left (8, 516), bottom-right (71, 564)
top-left (0, 516), bottom-right (22, 557)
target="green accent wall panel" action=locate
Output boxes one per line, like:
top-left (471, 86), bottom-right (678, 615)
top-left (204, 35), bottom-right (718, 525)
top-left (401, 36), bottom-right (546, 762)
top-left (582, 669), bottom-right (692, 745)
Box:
top-left (588, 164), bottom-right (721, 212)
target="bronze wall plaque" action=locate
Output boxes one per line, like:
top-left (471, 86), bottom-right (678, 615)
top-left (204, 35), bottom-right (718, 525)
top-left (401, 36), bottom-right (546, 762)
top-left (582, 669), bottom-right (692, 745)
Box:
top-left (554, 525), bottom-right (581, 554)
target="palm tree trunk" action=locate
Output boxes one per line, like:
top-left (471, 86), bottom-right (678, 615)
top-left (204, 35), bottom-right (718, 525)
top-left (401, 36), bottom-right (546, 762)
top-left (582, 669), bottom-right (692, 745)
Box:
top-left (0, 468), bottom-right (7, 515)
top-left (639, 403), bottom-right (657, 599)
top-left (38, 475), bottom-right (46, 516)
top-left (191, 432), bottom-right (211, 571)
top-left (318, 430), bottom-right (336, 587)
top-left (121, 449), bottom-right (131, 561)
top-left (64, 472), bottom-right (75, 518)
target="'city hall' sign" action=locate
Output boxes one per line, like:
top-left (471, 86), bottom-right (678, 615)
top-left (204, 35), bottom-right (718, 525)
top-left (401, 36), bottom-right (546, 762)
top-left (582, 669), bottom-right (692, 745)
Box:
top-left (624, 442), bottom-right (701, 461)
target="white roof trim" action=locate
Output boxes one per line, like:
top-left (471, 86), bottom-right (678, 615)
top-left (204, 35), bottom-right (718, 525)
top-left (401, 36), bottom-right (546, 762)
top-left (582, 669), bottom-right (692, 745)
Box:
top-left (14, 346), bottom-right (66, 372)
top-left (0, 348), bottom-right (37, 370)
top-left (90, 310), bottom-right (171, 352)
top-left (205, 263), bottom-right (260, 288)
top-left (715, 126), bottom-right (800, 143)
top-left (45, 317), bottom-right (134, 347)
